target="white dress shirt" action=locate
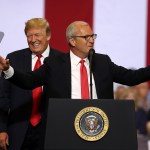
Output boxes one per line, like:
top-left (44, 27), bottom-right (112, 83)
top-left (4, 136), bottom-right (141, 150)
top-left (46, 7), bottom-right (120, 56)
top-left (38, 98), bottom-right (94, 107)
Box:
top-left (32, 45), bottom-right (50, 70)
top-left (70, 51), bottom-right (98, 99)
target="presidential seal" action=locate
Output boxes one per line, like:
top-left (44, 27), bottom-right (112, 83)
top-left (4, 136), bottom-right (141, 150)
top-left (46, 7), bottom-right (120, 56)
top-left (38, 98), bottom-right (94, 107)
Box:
top-left (74, 107), bottom-right (109, 141)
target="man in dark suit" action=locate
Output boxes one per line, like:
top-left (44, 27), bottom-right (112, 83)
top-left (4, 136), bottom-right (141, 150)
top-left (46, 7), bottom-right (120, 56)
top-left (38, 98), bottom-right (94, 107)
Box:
top-left (1, 20), bottom-right (150, 98)
top-left (0, 18), bottom-right (61, 150)
top-left (1, 21), bottom-right (150, 145)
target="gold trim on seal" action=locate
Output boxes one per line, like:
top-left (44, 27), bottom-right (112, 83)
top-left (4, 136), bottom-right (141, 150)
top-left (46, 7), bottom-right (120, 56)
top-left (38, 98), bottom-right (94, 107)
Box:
top-left (74, 107), bottom-right (109, 141)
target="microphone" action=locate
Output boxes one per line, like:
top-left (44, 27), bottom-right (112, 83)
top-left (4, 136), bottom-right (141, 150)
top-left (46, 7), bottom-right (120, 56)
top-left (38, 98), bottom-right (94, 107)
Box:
top-left (88, 48), bottom-right (95, 99)
top-left (0, 32), bottom-right (4, 44)
top-left (89, 48), bottom-right (95, 56)
top-left (88, 48), bottom-right (95, 71)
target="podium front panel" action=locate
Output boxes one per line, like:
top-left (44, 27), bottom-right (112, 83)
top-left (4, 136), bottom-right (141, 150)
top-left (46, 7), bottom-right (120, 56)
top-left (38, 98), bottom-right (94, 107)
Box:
top-left (44, 99), bottom-right (137, 150)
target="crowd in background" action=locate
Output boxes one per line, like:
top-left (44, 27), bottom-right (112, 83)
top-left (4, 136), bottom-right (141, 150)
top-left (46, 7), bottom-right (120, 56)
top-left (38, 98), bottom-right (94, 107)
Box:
top-left (114, 82), bottom-right (150, 150)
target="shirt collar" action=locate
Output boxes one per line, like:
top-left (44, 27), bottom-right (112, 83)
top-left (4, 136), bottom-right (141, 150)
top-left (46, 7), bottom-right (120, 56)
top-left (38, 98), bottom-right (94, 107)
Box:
top-left (70, 50), bottom-right (89, 66)
top-left (32, 45), bottom-right (50, 59)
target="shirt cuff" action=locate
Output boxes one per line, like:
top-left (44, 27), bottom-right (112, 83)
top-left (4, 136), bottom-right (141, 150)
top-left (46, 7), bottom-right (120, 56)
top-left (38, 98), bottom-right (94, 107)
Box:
top-left (3, 66), bottom-right (14, 79)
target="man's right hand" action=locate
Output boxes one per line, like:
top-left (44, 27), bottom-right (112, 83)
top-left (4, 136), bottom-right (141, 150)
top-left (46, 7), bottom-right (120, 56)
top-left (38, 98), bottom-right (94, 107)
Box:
top-left (0, 56), bottom-right (10, 71)
top-left (0, 132), bottom-right (9, 150)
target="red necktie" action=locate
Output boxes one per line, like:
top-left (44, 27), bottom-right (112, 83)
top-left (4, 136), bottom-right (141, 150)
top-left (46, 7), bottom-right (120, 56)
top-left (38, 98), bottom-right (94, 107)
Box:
top-left (30, 54), bottom-right (42, 126)
top-left (80, 59), bottom-right (90, 99)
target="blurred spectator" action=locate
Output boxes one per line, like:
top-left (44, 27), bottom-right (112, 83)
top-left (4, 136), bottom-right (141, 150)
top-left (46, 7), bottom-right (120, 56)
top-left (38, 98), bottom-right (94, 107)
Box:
top-left (136, 82), bottom-right (150, 111)
top-left (115, 84), bottom-right (150, 135)
top-left (134, 82), bottom-right (150, 135)
top-left (114, 85), bottom-right (127, 99)
top-left (146, 121), bottom-right (150, 135)
top-left (114, 83), bottom-right (150, 149)
top-left (118, 87), bottom-right (138, 110)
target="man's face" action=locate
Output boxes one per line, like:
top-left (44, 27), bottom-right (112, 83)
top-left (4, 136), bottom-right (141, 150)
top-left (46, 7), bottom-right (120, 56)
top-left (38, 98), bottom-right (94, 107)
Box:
top-left (26, 27), bottom-right (50, 55)
top-left (71, 25), bottom-right (95, 58)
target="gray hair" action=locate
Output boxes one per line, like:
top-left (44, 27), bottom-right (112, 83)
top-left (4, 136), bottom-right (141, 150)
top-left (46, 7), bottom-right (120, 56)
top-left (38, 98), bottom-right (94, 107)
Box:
top-left (66, 21), bottom-right (89, 43)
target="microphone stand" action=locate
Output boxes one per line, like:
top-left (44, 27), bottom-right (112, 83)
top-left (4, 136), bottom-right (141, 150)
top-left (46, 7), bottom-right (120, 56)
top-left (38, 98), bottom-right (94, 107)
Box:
top-left (89, 61), bottom-right (93, 99)
top-left (88, 49), bottom-right (95, 100)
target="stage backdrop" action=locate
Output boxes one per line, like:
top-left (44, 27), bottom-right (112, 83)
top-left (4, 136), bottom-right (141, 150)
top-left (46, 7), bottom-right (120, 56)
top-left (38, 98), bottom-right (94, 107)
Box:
top-left (0, 0), bottom-right (149, 88)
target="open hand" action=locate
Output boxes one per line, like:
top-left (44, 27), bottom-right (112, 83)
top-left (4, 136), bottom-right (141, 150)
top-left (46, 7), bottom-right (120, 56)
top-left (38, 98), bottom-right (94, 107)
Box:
top-left (0, 56), bottom-right (10, 71)
top-left (0, 132), bottom-right (9, 150)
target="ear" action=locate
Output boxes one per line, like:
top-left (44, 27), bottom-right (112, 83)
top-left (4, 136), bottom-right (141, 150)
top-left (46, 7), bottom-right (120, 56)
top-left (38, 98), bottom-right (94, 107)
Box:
top-left (47, 34), bottom-right (51, 41)
top-left (69, 38), bottom-right (76, 47)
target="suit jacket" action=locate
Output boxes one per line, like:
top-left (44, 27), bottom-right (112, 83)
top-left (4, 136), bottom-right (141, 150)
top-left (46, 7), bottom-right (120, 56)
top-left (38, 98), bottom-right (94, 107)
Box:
top-left (0, 47), bottom-right (61, 150)
top-left (7, 52), bottom-right (150, 148)
top-left (10, 52), bottom-right (150, 100)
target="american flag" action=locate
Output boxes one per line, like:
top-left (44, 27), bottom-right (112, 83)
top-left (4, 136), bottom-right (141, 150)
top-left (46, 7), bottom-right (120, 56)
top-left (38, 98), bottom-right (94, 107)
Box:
top-left (0, 0), bottom-right (149, 69)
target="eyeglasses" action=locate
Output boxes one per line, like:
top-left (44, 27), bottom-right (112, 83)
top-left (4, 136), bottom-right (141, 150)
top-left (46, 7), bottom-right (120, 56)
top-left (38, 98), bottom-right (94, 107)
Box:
top-left (72, 34), bottom-right (97, 41)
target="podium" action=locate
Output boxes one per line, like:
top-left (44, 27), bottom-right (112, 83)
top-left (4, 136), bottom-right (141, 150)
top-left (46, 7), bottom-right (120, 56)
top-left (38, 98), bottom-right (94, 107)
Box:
top-left (44, 99), bottom-right (137, 150)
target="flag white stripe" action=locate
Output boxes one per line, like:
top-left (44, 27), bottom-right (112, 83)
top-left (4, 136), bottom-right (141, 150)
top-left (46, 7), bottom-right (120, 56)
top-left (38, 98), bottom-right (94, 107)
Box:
top-left (94, 0), bottom-right (147, 68)
top-left (0, 0), bottom-right (44, 57)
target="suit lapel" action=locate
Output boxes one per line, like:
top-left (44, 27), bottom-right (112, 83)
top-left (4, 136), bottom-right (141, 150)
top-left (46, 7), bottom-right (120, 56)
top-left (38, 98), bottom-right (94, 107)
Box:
top-left (21, 49), bottom-right (32, 96)
top-left (23, 49), bottom-right (32, 71)
top-left (62, 53), bottom-right (71, 98)
top-left (92, 54), bottom-right (101, 98)
top-left (49, 47), bottom-right (54, 56)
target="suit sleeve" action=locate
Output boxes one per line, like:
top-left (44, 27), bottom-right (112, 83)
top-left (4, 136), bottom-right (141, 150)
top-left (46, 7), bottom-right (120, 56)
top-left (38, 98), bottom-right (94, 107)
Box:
top-left (8, 59), bottom-right (49, 90)
top-left (0, 55), bottom-right (11, 132)
top-left (109, 56), bottom-right (150, 85)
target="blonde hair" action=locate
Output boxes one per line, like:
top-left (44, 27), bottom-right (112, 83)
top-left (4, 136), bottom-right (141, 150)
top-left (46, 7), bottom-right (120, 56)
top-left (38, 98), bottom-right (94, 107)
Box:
top-left (24, 18), bottom-right (50, 35)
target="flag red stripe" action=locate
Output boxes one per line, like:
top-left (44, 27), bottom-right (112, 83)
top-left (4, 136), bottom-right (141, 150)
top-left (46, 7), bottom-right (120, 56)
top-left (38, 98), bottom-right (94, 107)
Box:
top-left (45, 0), bottom-right (93, 52)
